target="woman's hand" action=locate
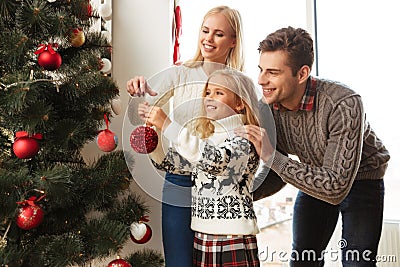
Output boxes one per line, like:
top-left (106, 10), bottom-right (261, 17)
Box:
top-left (138, 102), bottom-right (171, 131)
top-left (234, 125), bottom-right (274, 162)
top-left (126, 76), bottom-right (158, 97)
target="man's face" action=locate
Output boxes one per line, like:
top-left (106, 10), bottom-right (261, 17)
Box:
top-left (258, 51), bottom-right (302, 110)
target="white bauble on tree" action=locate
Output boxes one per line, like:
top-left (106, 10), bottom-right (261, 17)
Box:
top-left (111, 98), bottom-right (122, 115)
top-left (100, 58), bottom-right (112, 74)
top-left (102, 30), bottom-right (112, 43)
top-left (99, 2), bottom-right (112, 21)
top-left (130, 219), bottom-right (152, 244)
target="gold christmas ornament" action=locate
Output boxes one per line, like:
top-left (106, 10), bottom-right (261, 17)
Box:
top-left (0, 238), bottom-right (7, 250)
top-left (70, 28), bottom-right (85, 47)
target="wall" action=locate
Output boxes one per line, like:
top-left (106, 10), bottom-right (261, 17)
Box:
top-left (81, 0), bottom-right (174, 260)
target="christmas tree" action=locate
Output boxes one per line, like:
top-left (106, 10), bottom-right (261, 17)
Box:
top-left (0, 0), bottom-right (163, 266)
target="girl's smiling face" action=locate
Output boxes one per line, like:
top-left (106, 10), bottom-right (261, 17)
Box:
top-left (203, 75), bottom-right (243, 120)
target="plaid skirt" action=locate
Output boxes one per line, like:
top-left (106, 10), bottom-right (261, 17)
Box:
top-left (193, 232), bottom-right (260, 267)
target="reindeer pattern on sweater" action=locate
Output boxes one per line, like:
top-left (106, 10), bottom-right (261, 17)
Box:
top-left (152, 129), bottom-right (260, 235)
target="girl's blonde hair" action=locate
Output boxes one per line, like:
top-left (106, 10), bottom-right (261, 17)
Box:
top-left (185, 6), bottom-right (245, 71)
top-left (194, 69), bottom-right (259, 139)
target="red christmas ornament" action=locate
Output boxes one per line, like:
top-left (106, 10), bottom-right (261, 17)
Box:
top-left (15, 196), bottom-right (45, 230)
top-left (107, 259), bottom-right (132, 267)
top-left (13, 131), bottom-right (42, 159)
top-left (97, 114), bottom-right (118, 152)
top-left (130, 126), bottom-right (158, 154)
top-left (130, 216), bottom-right (152, 244)
top-left (35, 44), bottom-right (62, 71)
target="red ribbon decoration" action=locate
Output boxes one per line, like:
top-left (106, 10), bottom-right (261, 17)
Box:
top-left (34, 43), bottom-right (59, 55)
top-left (173, 4), bottom-right (182, 65)
top-left (139, 215), bottom-right (150, 223)
top-left (16, 195), bottom-right (46, 206)
top-left (15, 131), bottom-right (43, 140)
top-left (73, 27), bottom-right (83, 35)
top-left (97, 114), bottom-right (113, 134)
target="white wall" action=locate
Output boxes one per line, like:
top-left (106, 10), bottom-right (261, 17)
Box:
top-left (82, 0), bottom-right (174, 260)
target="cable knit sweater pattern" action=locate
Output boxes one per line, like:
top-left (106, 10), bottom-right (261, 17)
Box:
top-left (261, 78), bottom-right (390, 205)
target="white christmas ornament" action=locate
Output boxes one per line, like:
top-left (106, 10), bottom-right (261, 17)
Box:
top-left (130, 221), bottom-right (152, 244)
top-left (111, 98), bottom-right (122, 115)
top-left (100, 58), bottom-right (112, 74)
top-left (47, 0), bottom-right (56, 2)
top-left (99, 3), bottom-right (112, 21)
top-left (130, 223), bottom-right (146, 240)
top-left (102, 30), bottom-right (112, 43)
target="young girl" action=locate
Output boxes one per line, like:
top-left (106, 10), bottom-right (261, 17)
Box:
top-left (141, 69), bottom-right (261, 267)
top-left (127, 6), bottom-right (246, 266)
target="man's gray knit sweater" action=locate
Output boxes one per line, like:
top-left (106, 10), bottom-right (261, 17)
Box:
top-left (259, 78), bottom-right (390, 205)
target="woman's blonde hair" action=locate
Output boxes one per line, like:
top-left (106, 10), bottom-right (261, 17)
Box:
top-left (184, 6), bottom-right (245, 71)
top-left (194, 69), bottom-right (259, 139)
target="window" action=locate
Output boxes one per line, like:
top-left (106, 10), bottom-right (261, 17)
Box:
top-left (315, 0), bottom-right (399, 220)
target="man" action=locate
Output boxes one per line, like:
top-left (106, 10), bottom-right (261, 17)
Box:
top-left (235, 26), bottom-right (390, 266)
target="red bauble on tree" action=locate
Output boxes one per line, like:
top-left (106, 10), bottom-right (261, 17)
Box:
top-left (35, 44), bottom-right (62, 71)
top-left (97, 130), bottom-right (118, 152)
top-left (15, 196), bottom-right (45, 230)
top-left (13, 131), bottom-right (42, 159)
top-left (97, 114), bottom-right (118, 152)
top-left (107, 259), bottom-right (132, 267)
top-left (130, 126), bottom-right (158, 154)
top-left (130, 216), bottom-right (152, 244)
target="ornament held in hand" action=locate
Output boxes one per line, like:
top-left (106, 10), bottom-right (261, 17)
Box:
top-left (130, 126), bottom-right (158, 154)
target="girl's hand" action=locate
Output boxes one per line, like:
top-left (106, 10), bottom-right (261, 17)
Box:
top-left (140, 103), bottom-right (171, 131)
top-left (234, 125), bottom-right (274, 162)
top-left (138, 102), bottom-right (150, 122)
top-left (126, 76), bottom-right (158, 97)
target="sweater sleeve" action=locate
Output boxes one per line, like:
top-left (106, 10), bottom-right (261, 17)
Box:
top-left (270, 95), bottom-right (365, 205)
top-left (145, 66), bottom-right (180, 106)
top-left (150, 146), bottom-right (194, 174)
top-left (164, 120), bottom-right (203, 163)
